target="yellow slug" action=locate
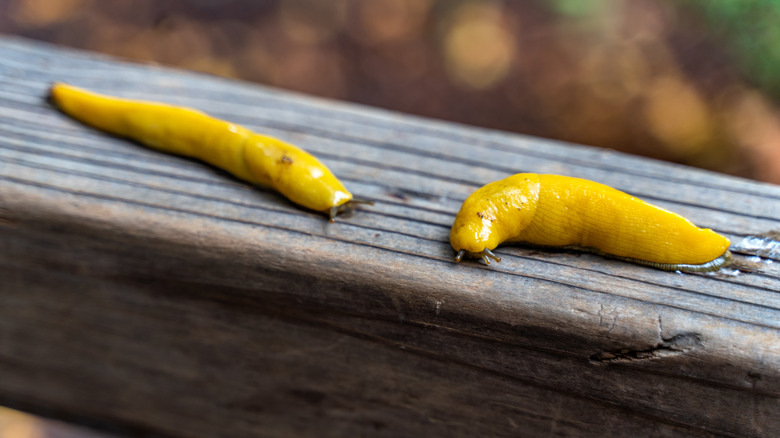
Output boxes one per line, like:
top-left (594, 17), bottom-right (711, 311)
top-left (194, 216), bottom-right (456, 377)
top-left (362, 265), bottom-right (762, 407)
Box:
top-left (48, 82), bottom-right (370, 221)
top-left (450, 173), bottom-right (732, 272)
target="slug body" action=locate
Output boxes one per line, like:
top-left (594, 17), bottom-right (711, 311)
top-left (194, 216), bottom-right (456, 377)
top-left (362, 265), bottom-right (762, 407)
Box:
top-left (450, 174), bottom-right (732, 272)
top-left (48, 83), bottom-right (362, 219)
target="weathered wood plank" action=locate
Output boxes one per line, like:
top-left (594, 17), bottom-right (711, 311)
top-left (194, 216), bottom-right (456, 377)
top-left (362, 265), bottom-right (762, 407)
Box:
top-left (1, 36), bottom-right (779, 437)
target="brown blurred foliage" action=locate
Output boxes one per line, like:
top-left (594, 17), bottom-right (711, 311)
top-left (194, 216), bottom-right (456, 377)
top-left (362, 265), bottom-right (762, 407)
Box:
top-left (2, 0), bottom-right (780, 183)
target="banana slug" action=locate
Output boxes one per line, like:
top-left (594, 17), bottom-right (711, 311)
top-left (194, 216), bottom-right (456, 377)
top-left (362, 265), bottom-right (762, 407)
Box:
top-left (450, 173), bottom-right (732, 272)
top-left (48, 83), bottom-right (370, 221)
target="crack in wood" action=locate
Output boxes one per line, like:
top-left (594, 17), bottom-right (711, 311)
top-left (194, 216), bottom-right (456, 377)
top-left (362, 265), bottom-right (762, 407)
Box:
top-left (589, 333), bottom-right (703, 363)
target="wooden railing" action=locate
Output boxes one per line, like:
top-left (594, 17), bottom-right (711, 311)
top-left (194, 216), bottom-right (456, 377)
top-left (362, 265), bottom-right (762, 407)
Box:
top-left (1, 36), bottom-right (778, 437)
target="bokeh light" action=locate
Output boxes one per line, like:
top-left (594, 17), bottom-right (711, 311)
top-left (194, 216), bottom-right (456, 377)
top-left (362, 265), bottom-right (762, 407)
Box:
top-left (1, 0), bottom-right (780, 182)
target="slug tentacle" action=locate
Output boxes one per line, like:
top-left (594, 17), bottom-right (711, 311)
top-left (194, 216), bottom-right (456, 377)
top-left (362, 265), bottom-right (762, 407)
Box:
top-left (481, 248), bottom-right (501, 264)
top-left (450, 173), bottom-right (732, 273)
top-left (328, 199), bottom-right (375, 222)
top-left (349, 198), bottom-right (375, 205)
top-left (47, 82), bottom-right (369, 221)
top-left (453, 248), bottom-right (502, 265)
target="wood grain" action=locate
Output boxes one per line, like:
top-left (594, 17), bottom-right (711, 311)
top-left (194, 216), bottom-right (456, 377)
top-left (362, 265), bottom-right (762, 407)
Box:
top-left (0, 36), bottom-right (779, 437)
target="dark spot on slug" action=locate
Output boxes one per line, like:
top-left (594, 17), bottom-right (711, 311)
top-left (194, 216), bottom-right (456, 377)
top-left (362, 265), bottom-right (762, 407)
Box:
top-left (281, 155), bottom-right (293, 165)
top-left (477, 211), bottom-right (484, 219)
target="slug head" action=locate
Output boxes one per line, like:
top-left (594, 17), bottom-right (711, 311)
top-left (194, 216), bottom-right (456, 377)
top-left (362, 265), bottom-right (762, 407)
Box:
top-left (450, 212), bottom-right (502, 254)
top-left (244, 136), bottom-right (355, 215)
top-left (450, 173), bottom-right (541, 262)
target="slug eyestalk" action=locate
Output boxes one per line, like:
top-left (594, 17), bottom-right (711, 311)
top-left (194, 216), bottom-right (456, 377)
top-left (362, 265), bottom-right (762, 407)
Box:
top-left (454, 248), bottom-right (501, 265)
top-left (328, 198), bottom-right (374, 222)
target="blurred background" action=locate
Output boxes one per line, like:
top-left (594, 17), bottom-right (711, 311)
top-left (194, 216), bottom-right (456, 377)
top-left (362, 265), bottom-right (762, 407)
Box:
top-left (0, 406), bottom-right (110, 438)
top-left (1, 1), bottom-right (780, 436)
top-left (2, 0), bottom-right (780, 184)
